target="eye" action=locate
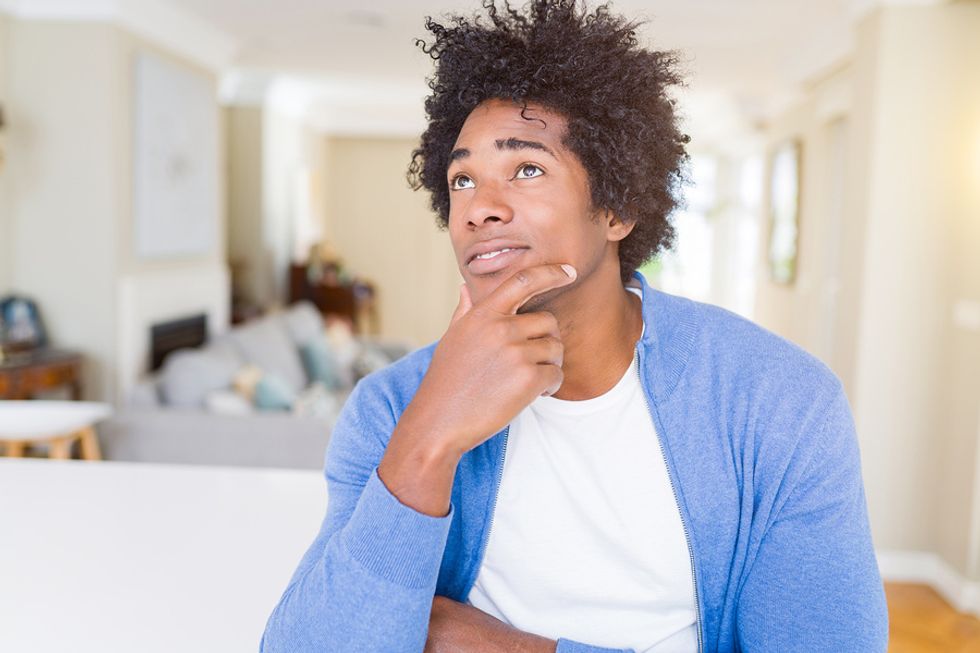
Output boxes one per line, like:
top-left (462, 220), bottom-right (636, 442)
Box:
top-left (450, 174), bottom-right (475, 191)
top-left (515, 164), bottom-right (543, 179)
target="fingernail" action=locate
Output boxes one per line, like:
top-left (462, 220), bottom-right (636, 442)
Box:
top-left (560, 264), bottom-right (577, 279)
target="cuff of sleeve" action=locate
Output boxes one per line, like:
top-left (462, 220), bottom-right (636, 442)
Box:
top-left (339, 466), bottom-right (454, 589)
top-left (556, 638), bottom-right (633, 653)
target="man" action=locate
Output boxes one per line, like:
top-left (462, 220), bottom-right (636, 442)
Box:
top-left (262, 1), bottom-right (888, 651)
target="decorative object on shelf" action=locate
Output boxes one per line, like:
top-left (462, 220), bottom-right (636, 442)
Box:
top-left (0, 295), bottom-right (48, 353)
top-left (767, 139), bottom-right (803, 285)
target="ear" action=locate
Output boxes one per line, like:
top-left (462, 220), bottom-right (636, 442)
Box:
top-left (603, 210), bottom-right (636, 243)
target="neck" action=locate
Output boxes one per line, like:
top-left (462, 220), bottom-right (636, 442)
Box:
top-left (548, 262), bottom-right (642, 401)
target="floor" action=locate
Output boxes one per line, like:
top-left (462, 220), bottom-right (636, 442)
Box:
top-left (886, 583), bottom-right (980, 652)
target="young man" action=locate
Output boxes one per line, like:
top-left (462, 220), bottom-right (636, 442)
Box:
top-left (262, 2), bottom-right (888, 651)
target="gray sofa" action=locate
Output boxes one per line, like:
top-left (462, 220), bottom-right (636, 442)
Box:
top-left (98, 301), bottom-right (410, 470)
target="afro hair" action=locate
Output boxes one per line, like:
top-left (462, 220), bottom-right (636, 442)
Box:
top-left (408, 0), bottom-right (690, 283)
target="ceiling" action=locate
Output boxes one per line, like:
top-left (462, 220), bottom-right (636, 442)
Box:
top-left (0, 0), bottom-right (890, 143)
top-left (168, 0), bottom-right (864, 143)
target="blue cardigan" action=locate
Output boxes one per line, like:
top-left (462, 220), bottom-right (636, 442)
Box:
top-left (261, 272), bottom-right (888, 652)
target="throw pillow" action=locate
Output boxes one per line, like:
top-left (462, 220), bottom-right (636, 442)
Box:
top-left (299, 340), bottom-right (343, 392)
top-left (253, 374), bottom-right (297, 412)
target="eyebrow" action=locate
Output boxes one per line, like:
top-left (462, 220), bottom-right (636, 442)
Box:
top-left (449, 137), bottom-right (557, 163)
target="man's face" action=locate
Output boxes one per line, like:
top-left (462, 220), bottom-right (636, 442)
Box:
top-left (446, 98), bottom-right (614, 310)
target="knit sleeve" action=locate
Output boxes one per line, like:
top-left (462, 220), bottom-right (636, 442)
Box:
top-left (734, 386), bottom-right (889, 651)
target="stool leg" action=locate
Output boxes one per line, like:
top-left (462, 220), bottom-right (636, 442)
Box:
top-left (48, 436), bottom-right (73, 460)
top-left (4, 441), bottom-right (26, 457)
top-left (78, 426), bottom-right (102, 461)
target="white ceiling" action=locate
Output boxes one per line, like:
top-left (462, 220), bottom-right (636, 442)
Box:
top-left (3, 0), bottom-right (945, 143)
top-left (168, 0), bottom-right (863, 142)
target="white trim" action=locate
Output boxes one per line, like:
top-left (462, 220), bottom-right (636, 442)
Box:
top-left (878, 549), bottom-right (980, 616)
top-left (0, 0), bottom-right (237, 72)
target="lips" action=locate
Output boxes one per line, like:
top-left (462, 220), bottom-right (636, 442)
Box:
top-left (465, 240), bottom-right (530, 265)
top-left (466, 247), bottom-right (527, 274)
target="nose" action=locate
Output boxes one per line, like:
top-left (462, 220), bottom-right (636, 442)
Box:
top-left (462, 182), bottom-right (514, 229)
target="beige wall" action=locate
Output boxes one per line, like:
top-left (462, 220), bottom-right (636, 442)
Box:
top-left (3, 19), bottom-right (227, 402)
top-left (4, 21), bottom-right (121, 400)
top-left (225, 105), bottom-right (328, 309)
top-left (757, 3), bottom-right (980, 588)
top-left (0, 12), bottom-right (9, 294)
top-left (226, 106), bottom-right (265, 305)
top-left (324, 137), bottom-right (460, 347)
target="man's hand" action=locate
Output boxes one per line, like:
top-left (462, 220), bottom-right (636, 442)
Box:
top-left (426, 595), bottom-right (557, 653)
top-left (407, 263), bottom-right (576, 457)
top-left (377, 263), bottom-right (576, 518)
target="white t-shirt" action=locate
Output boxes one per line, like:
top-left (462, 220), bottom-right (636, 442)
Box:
top-left (467, 290), bottom-right (698, 652)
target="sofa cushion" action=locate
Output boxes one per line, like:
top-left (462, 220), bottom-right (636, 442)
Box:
top-left (282, 301), bottom-right (324, 346)
top-left (299, 340), bottom-right (344, 391)
top-left (253, 374), bottom-right (296, 411)
top-left (227, 315), bottom-right (307, 393)
top-left (159, 338), bottom-right (244, 408)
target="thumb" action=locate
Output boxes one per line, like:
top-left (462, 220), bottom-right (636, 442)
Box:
top-left (450, 282), bottom-right (473, 324)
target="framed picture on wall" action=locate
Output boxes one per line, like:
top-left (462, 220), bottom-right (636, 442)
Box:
top-left (767, 139), bottom-right (802, 285)
top-left (133, 51), bottom-right (218, 260)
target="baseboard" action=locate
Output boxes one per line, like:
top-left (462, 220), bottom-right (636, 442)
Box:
top-left (877, 549), bottom-right (980, 616)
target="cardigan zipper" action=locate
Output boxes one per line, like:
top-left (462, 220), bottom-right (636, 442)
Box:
top-left (635, 347), bottom-right (704, 653)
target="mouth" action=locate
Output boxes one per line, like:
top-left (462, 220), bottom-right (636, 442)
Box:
top-left (466, 247), bottom-right (529, 275)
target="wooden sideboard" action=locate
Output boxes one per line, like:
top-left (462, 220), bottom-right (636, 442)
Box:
top-left (288, 264), bottom-right (378, 334)
top-left (0, 349), bottom-right (83, 400)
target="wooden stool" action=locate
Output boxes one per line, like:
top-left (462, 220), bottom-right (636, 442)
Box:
top-left (0, 401), bottom-right (111, 461)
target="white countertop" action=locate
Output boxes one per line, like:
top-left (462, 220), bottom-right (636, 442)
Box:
top-left (0, 459), bottom-right (326, 653)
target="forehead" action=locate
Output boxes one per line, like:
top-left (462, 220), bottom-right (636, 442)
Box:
top-left (453, 98), bottom-right (569, 151)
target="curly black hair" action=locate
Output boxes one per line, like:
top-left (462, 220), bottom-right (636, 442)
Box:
top-left (408, 0), bottom-right (690, 283)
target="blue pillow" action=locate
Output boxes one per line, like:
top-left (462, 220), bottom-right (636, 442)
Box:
top-left (253, 374), bottom-right (296, 411)
top-left (300, 340), bottom-right (343, 391)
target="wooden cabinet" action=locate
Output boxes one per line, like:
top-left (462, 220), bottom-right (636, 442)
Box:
top-left (0, 349), bottom-right (83, 400)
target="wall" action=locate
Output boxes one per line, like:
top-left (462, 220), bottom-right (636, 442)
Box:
top-left (0, 12), bottom-right (10, 293)
top-left (262, 109), bottom-right (324, 309)
top-left (757, 2), bottom-right (980, 603)
top-left (225, 105), bottom-right (264, 306)
top-left (754, 64), bottom-right (860, 393)
top-left (113, 30), bottom-right (228, 403)
top-left (3, 19), bottom-right (228, 402)
top-left (4, 21), bottom-right (121, 400)
top-left (324, 137), bottom-right (460, 347)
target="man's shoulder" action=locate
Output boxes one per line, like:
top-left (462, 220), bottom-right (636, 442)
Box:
top-left (669, 294), bottom-right (842, 400)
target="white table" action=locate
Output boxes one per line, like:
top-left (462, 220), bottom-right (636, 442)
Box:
top-left (0, 459), bottom-right (326, 652)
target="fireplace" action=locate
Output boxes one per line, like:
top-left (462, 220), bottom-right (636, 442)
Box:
top-left (149, 314), bottom-right (207, 371)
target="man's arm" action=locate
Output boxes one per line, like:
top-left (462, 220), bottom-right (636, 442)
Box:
top-left (261, 265), bottom-right (577, 652)
top-left (260, 379), bottom-right (457, 653)
top-left (426, 597), bottom-right (635, 653)
top-left (735, 386), bottom-right (889, 651)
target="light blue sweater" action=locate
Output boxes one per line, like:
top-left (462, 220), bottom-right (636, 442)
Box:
top-left (261, 272), bottom-right (888, 652)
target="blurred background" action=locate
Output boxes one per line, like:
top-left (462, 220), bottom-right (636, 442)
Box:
top-left (0, 0), bottom-right (978, 651)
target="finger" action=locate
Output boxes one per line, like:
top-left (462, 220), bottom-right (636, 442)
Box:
top-left (510, 311), bottom-right (560, 340)
top-left (449, 282), bottom-right (473, 325)
top-left (537, 364), bottom-right (564, 397)
top-left (523, 336), bottom-right (563, 367)
top-left (484, 264), bottom-right (577, 315)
